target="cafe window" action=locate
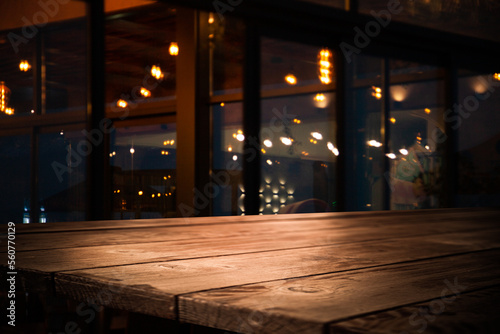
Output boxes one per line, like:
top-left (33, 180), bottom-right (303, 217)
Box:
top-left (259, 37), bottom-right (338, 214)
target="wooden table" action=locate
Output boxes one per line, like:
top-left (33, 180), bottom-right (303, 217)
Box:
top-left (2, 208), bottom-right (500, 333)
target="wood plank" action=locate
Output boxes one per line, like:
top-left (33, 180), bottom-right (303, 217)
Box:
top-left (10, 208), bottom-right (499, 234)
top-left (178, 250), bottom-right (500, 334)
top-left (328, 285), bottom-right (500, 334)
top-left (11, 218), bottom-right (500, 272)
top-left (8, 209), bottom-right (500, 252)
top-left (53, 231), bottom-right (500, 320)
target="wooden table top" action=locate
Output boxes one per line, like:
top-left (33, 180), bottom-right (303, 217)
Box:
top-left (2, 208), bottom-right (500, 333)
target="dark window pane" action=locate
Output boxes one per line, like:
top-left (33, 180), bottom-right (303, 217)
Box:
top-left (0, 32), bottom-right (35, 118)
top-left (39, 128), bottom-right (87, 222)
top-left (111, 123), bottom-right (177, 219)
top-left (388, 60), bottom-right (445, 209)
top-left (457, 72), bottom-right (500, 207)
top-left (349, 54), bottom-right (384, 211)
top-left (0, 135), bottom-right (31, 224)
top-left (212, 102), bottom-right (243, 215)
top-left (105, 3), bottom-right (176, 113)
top-left (211, 15), bottom-right (245, 96)
top-left (45, 20), bottom-right (87, 114)
top-left (360, 0), bottom-right (500, 42)
top-left (260, 38), bottom-right (337, 214)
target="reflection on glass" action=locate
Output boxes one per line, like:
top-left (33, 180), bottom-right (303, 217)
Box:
top-left (0, 135), bottom-right (31, 224)
top-left (261, 38), bottom-right (335, 91)
top-left (457, 71), bottom-right (500, 207)
top-left (39, 129), bottom-right (87, 222)
top-left (106, 3), bottom-right (176, 111)
top-left (388, 60), bottom-right (445, 209)
top-left (0, 32), bottom-right (35, 117)
top-left (350, 55), bottom-right (384, 211)
top-left (212, 102), bottom-right (243, 215)
top-left (111, 123), bottom-right (177, 219)
top-left (211, 15), bottom-right (245, 95)
top-left (359, 0), bottom-right (500, 42)
top-left (260, 38), bottom-right (337, 214)
top-left (45, 20), bottom-right (87, 114)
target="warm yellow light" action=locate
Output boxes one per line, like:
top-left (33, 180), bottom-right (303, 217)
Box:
top-left (280, 137), bottom-right (293, 146)
top-left (285, 74), bottom-right (297, 85)
top-left (152, 194), bottom-right (155, 198)
top-left (314, 93), bottom-right (326, 102)
top-left (318, 48), bottom-right (333, 85)
top-left (0, 81), bottom-right (11, 112)
top-left (220, 102), bottom-right (225, 107)
top-left (208, 13), bottom-right (215, 24)
top-left (117, 99), bottom-right (128, 108)
top-left (311, 132), bottom-right (323, 140)
top-left (151, 65), bottom-right (164, 80)
top-left (293, 118), bottom-right (301, 124)
top-left (19, 60), bottom-right (31, 72)
top-left (372, 86), bottom-right (382, 99)
top-left (138, 191), bottom-right (143, 196)
top-left (367, 140), bottom-right (383, 147)
top-left (227, 145), bottom-right (233, 152)
top-left (169, 42), bottom-right (179, 56)
top-left (390, 117), bottom-right (396, 124)
top-left (130, 148), bottom-right (135, 154)
top-left (386, 153), bottom-right (396, 159)
top-left (5, 108), bottom-right (14, 115)
top-left (494, 73), bottom-right (500, 81)
top-left (424, 108), bottom-right (431, 114)
top-left (140, 87), bottom-right (151, 98)
top-left (261, 148), bottom-right (266, 154)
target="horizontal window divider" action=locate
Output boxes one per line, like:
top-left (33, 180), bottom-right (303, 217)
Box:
top-left (0, 110), bottom-right (86, 130)
top-left (105, 99), bottom-right (176, 119)
top-left (261, 83), bottom-right (336, 99)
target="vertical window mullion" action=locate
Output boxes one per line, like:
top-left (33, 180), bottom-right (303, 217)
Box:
top-left (243, 20), bottom-right (261, 215)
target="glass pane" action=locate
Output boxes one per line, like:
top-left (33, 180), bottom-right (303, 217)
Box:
top-left (39, 128), bottom-right (87, 222)
top-left (111, 123), bottom-right (177, 219)
top-left (388, 60), bottom-right (445, 209)
top-left (349, 54), bottom-right (384, 211)
top-left (456, 71), bottom-right (500, 207)
top-left (45, 20), bottom-right (87, 114)
top-left (106, 3), bottom-right (176, 112)
top-left (260, 38), bottom-right (337, 214)
top-left (212, 102), bottom-right (243, 215)
top-left (0, 31), bottom-right (35, 118)
top-left (0, 135), bottom-right (31, 224)
top-left (211, 15), bottom-right (245, 96)
top-left (261, 38), bottom-right (334, 91)
top-left (359, 0), bottom-right (500, 42)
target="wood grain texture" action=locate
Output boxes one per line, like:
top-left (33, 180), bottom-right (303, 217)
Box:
top-left (3, 209), bottom-right (499, 332)
top-left (53, 229), bottom-right (500, 319)
top-left (328, 286), bottom-right (500, 334)
top-left (11, 207), bottom-right (499, 234)
top-left (9, 209), bottom-right (500, 253)
top-left (12, 220), bottom-right (500, 272)
top-left (179, 250), bottom-right (500, 334)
